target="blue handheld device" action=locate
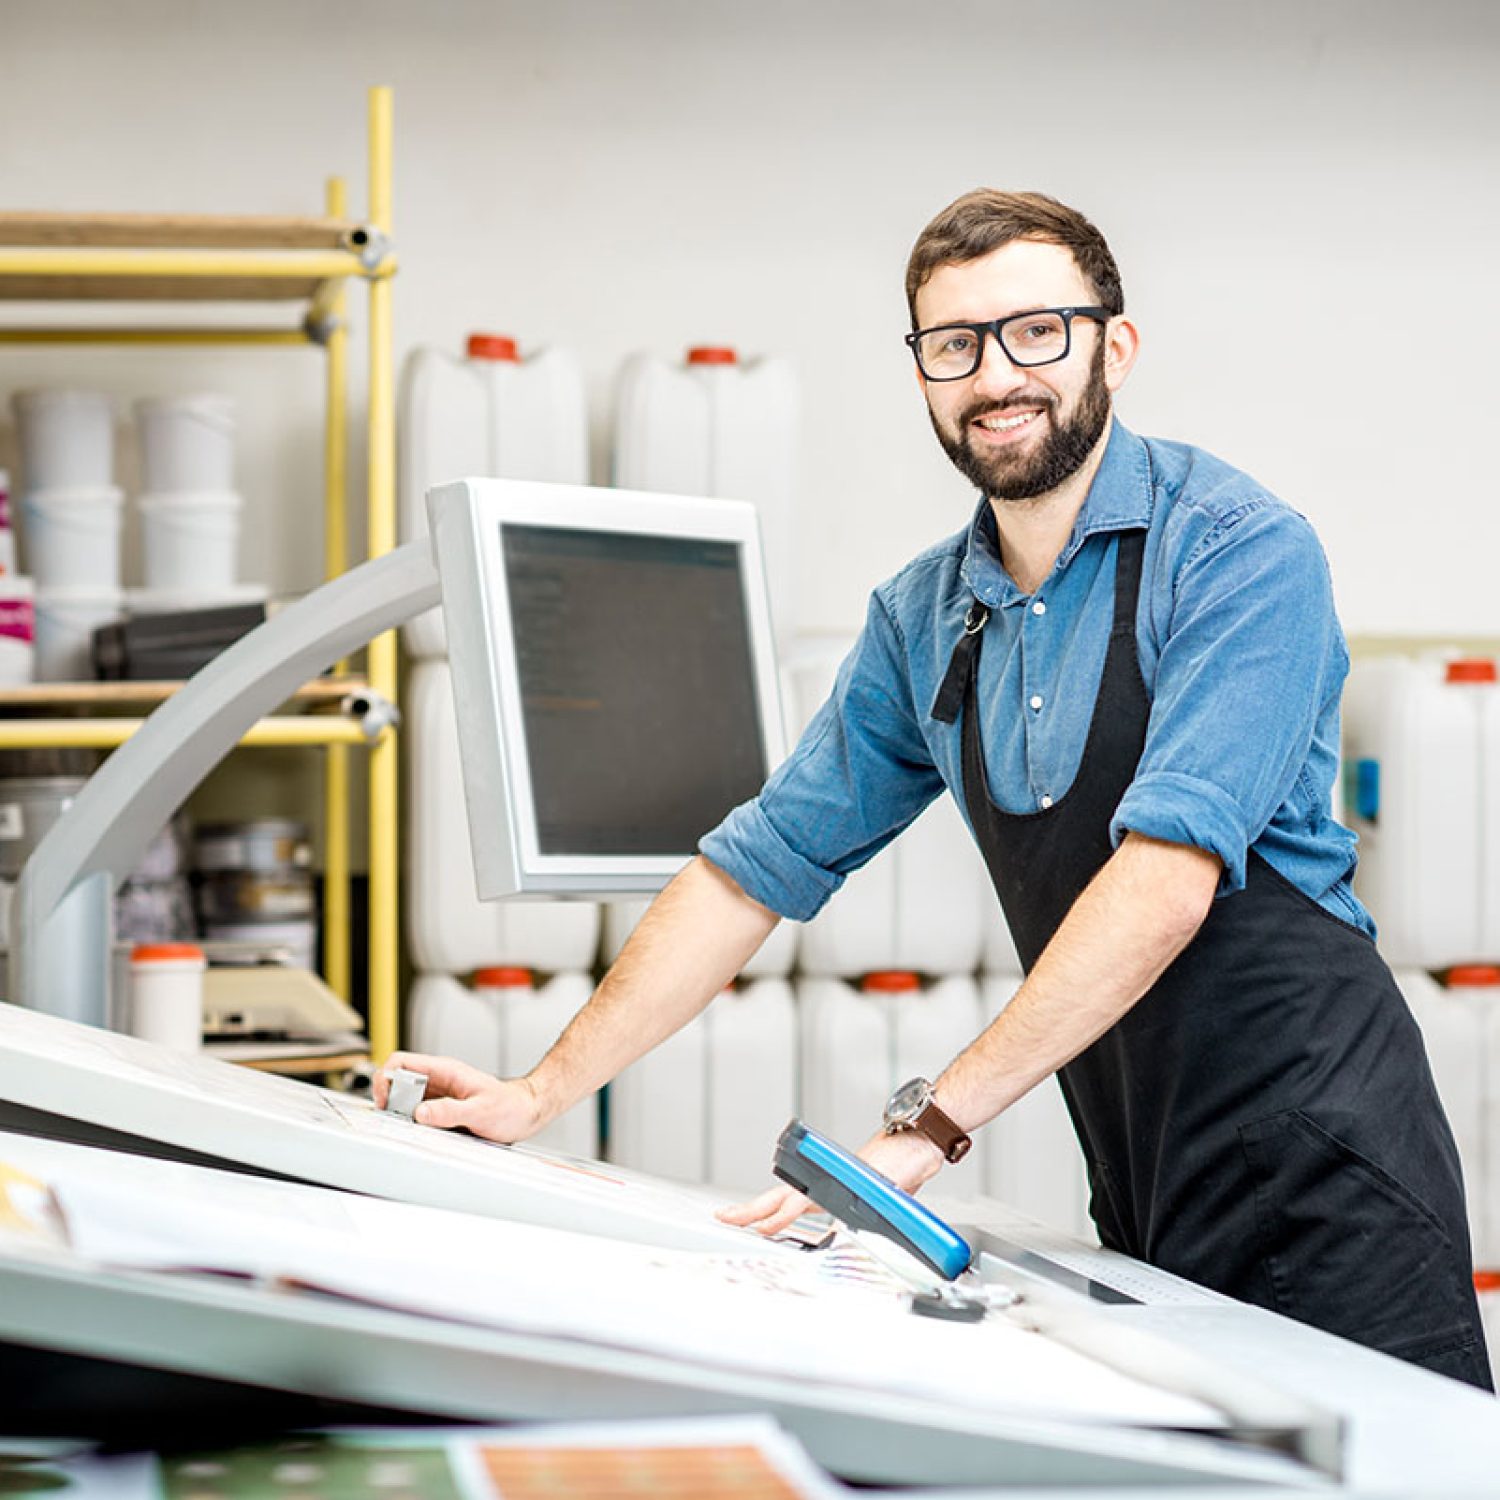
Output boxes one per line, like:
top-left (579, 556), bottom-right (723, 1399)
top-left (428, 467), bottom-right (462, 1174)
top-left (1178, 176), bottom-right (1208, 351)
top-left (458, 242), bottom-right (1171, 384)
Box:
top-left (773, 1119), bottom-right (973, 1281)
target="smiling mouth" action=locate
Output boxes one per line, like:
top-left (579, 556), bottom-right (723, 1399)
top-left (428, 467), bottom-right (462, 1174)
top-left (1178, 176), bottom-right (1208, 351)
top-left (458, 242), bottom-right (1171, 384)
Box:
top-left (969, 406), bottom-right (1048, 442)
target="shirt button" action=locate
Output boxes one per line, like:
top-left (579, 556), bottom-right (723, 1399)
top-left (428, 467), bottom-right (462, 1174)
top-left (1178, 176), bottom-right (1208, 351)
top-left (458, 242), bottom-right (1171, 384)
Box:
top-left (1029, 694), bottom-right (1044, 711)
top-left (1040, 794), bottom-right (1054, 809)
top-left (1032, 600), bottom-right (1046, 616)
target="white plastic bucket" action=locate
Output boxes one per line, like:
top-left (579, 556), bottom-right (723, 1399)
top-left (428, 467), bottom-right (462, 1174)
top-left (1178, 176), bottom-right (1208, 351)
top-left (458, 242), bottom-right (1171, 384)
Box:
top-left (21, 485), bottom-right (124, 590)
top-left (137, 490), bottom-right (242, 589)
top-left (33, 587), bottom-right (124, 681)
top-left (136, 395), bottom-right (236, 492)
top-left (10, 390), bottom-right (114, 489)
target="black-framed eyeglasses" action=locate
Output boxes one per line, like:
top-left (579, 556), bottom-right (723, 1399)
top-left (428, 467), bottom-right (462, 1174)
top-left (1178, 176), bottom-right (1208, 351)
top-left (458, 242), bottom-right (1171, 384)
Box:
top-left (904, 305), bottom-right (1112, 381)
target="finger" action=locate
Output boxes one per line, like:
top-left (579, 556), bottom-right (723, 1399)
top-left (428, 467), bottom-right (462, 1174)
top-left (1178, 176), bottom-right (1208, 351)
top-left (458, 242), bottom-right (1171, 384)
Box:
top-left (716, 1184), bottom-right (793, 1227)
top-left (413, 1095), bottom-right (481, 1132)
top-left (379, 1052), bottom-right (492, 1101)
top-left (755, 1192), bottom-right (814, 1238)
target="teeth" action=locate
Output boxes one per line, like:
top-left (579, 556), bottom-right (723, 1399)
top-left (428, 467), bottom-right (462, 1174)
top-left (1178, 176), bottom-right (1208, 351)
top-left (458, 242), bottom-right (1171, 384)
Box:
top-left (978, 411), bottom-right (1036, 432)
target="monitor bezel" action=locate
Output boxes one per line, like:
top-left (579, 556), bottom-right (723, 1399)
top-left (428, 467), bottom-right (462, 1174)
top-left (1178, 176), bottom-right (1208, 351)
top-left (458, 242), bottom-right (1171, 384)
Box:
top-left (428, 477), bottom-right (785, 899)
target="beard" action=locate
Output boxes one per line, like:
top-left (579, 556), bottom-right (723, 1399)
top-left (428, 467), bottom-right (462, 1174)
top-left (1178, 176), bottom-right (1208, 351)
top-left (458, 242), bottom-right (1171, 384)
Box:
top-left (929, 340), bottom-right (1111, 501)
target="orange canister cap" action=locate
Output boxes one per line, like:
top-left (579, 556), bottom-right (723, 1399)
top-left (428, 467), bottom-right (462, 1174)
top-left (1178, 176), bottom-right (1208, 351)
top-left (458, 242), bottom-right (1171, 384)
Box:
top-left (861, 970), bottom-right (921, 993)
top-left (467, 333), bottom-right (520, 362)
top-left (474, 965), bottom-right (534, 988)
top-left (687, 346), bottom-right (737, 365)
top-left (1445, 659), bottom-right (1497, 684)
top-left (1445, 965), bottom-right (1500, 988)
top-left (131, 942), bottom-right (206, 964)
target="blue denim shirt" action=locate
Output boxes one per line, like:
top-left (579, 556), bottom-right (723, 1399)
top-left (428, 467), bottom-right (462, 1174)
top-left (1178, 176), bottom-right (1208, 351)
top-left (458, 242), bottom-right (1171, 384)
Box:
top-left (701, 419), bottom-right (1372, 937)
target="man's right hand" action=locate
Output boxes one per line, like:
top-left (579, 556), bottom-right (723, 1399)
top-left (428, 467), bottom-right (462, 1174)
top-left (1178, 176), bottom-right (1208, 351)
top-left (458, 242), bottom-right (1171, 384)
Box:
top-left (372, 1052), bottom-right (544, 1144)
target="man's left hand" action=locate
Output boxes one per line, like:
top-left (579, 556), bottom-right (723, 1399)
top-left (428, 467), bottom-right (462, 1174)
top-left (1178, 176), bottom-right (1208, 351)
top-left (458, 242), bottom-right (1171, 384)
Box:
top-left (715, 1127), bottom-right (946, 1238)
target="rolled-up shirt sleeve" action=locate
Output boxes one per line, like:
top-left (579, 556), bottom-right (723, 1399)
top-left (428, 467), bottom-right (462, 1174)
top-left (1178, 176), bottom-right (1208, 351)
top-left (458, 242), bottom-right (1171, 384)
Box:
top-left (701, 588), bottom-right (946, 921)
top-left (1111, 503), bottom-right (1344, 894)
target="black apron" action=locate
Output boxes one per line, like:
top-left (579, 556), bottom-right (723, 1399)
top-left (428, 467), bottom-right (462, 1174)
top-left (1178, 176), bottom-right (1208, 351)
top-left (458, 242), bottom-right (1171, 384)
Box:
top-left (936, 526), bottom-right (1492, 1388)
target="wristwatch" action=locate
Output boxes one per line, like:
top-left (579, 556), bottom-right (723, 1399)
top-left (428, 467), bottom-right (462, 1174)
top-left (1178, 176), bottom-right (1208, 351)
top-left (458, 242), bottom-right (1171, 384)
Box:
top-left (882, 1077), bottom-right (972, 1164)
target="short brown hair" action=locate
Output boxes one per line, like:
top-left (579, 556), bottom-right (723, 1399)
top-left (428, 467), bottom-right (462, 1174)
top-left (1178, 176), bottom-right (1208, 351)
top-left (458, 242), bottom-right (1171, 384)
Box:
top-left (905, 190), bottom-right (1124, 327)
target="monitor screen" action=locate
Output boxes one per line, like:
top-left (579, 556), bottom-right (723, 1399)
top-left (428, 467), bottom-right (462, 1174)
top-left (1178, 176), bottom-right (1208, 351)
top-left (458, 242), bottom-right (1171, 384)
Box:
top-left (503, 524), bottom-right (768, 857)
top-left (428, 478), bottom-right (785, 898)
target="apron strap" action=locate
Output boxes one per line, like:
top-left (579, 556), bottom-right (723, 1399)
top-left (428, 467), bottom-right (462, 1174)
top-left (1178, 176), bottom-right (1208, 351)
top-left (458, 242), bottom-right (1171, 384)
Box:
top-left (930, 600), bottom-right (990, 723)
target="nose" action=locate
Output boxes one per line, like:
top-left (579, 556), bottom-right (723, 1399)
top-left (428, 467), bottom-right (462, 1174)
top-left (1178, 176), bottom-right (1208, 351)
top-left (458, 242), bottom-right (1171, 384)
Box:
top-left (970, 328), bottom-right (1028, 399)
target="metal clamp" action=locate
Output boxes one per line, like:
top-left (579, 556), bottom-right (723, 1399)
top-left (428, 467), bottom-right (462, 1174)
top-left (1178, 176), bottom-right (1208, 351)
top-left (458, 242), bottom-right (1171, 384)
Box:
top-left (342, 224), bottom-right (393, 274)
top-left (341, 689), bottom-right (401, 741)
top-left (302, 311), bottom-right (344, 347)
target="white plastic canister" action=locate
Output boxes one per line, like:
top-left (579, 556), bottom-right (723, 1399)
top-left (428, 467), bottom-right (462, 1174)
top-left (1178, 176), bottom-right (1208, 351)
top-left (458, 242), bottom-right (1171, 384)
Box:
top-left (398, 334), bottom-right (588, 658)
top-left (1396, 967), bottom-right (1487, 1262)
top-left (135, 394), bottom-right (236, 492)
top-left (21, 485), bottom-right (124, 590)
top-left (704, 977), bottom-right (798, 1193)
top-left (475, 966), bottom-right (599, 1160)
top-left (606, 1005), bottom-right (709, 1183)
top-left (797, 972), bottom-right (896, 1152)
top-left (405, 659), bottom-right (600, 974)
top-left (407, 972), bottom-right (501, 1071)
top-left (11, 390), bottom-right (114, 489)
top-left (1343, 655), bottom-right (1500, 968)
top-left (980, 973), bottom-right (1093, 1240)
top-left (613, 346), bottom-right (798, 642)
top-left (137, 490), bottom-right (242, 590)
top-left (33, 587), bottom-right (124, 681)
top-left (128, 941), bottom-right (206, 1053)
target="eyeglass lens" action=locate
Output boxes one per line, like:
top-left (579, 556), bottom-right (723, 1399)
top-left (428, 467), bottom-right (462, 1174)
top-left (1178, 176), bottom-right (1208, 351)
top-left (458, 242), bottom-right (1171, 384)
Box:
top-left (915, 311), bottom-right (1072, 379)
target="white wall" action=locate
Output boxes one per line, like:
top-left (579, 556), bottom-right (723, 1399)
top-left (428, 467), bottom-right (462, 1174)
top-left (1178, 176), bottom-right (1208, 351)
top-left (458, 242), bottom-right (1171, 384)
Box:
top-left (3, 0), bottom-right (1497, 640)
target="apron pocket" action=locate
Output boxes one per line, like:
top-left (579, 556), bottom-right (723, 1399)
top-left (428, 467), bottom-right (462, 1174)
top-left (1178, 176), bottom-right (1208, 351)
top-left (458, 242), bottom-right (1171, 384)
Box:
top-left (1239, 1109), bottom-right (1474, 1362)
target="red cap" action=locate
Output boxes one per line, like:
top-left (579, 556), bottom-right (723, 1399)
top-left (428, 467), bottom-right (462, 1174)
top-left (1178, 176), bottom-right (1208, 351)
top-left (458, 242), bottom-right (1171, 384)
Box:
top-left (687, 346), bottom-right (737, 366)
top-left (131, 942), bottom-right (205, 964)
top-left (474, 965), bottom-right (533, 988)
top-left (1445, 659), bottom-right (1497, 684)
top-left (1475, 1270), bottom-right (1500, 1292)
top-left (1445, 965), bottom-right (1500, 988)
top-left (467, 333), bottom-right (520, 362)
top-left (861, 970), bottom-right (921, 993)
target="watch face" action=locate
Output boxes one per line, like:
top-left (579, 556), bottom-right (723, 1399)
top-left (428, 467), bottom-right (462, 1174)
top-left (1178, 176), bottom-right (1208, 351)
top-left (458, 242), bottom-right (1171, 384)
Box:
top-left (886, 1076), bottom-right (932, 1126)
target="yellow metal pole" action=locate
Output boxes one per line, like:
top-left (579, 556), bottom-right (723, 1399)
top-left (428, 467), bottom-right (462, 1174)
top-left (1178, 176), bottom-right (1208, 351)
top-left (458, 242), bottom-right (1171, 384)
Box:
top-left (0, 718), bottom-right (373, 749)
top-left (0, 247), bottom-right (367, 279)
top-left (0, 328), bottom-right (311, 346)
top-left (323, 175), bottom-right (353, 1004)
top-left (366, 85), bottom-right (401, 1062)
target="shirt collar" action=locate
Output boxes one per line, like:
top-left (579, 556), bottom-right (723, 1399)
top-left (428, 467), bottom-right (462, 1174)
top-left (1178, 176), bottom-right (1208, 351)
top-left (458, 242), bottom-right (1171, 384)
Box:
top-left (959, 418), bottom-right (1154, 609)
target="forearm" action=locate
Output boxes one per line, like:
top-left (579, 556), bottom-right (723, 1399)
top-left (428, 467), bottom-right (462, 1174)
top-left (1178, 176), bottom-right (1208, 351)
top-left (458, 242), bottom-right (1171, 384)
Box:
top-left (936, 833), bottom-right (1221, 1132)
top-left (528, 855), bottom-right (780, 1122)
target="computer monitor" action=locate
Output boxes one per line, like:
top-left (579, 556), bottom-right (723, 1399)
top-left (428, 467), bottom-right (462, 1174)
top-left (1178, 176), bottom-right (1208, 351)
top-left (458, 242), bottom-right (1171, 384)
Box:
top-left (428, 478), bottom-right (786, 899)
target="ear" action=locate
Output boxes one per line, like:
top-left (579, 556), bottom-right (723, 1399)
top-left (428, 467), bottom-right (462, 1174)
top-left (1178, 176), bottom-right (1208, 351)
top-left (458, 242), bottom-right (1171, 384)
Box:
top-left (1102, 316), bottom-right (1140, 393)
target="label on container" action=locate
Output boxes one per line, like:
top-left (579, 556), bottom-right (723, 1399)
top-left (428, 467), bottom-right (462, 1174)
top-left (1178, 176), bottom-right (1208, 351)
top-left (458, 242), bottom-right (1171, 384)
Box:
top-left (0, 597), bottom-right (34, 644)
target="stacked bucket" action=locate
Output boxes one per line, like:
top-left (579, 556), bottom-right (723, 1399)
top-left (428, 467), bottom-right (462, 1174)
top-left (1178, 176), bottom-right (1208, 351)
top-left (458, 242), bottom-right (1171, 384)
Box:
top-left (133, 395), bottom-right (244, 607)
top-left (7, 389), bottom-right (245, 680)
top-left (10, 390), bottom-right (123, 680)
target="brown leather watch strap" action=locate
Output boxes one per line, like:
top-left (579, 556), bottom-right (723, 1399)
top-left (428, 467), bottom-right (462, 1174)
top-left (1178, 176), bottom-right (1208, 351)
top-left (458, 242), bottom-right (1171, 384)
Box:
top-left (913, 1097), bottom-right (972, 1164)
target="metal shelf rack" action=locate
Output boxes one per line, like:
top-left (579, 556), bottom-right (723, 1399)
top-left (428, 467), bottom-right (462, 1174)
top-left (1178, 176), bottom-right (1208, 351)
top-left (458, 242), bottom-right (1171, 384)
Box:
top-left (0, 86), bottom-right (402, 1060)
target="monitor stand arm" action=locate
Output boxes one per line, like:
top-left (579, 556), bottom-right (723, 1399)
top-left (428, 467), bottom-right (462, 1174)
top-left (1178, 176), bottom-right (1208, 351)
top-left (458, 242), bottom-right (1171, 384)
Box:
top-left (13, 541), bottom-right (442, 1025)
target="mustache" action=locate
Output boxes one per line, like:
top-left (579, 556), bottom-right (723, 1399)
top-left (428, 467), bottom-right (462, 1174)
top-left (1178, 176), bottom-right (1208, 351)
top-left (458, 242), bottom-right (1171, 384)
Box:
top-left (960, 393), bottom-right (1057, 425)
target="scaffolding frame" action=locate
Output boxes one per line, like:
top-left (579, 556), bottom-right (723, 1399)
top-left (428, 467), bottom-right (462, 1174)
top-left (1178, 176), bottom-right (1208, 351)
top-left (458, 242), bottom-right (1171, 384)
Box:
top-left (0, 86), bottom-right (402, 1059)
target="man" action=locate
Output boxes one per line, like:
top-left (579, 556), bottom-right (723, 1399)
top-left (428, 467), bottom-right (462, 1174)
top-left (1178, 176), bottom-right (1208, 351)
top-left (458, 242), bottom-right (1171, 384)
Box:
top-left (381, 190), bottom-right (1490, 1388)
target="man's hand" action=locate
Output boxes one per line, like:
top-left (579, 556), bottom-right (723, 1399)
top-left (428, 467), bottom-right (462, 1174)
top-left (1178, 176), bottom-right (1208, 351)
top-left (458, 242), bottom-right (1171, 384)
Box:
top-left (716, 1127), bottom-right (945, 1238)
top-left (372, 1052), bottom-right (543, 1143)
